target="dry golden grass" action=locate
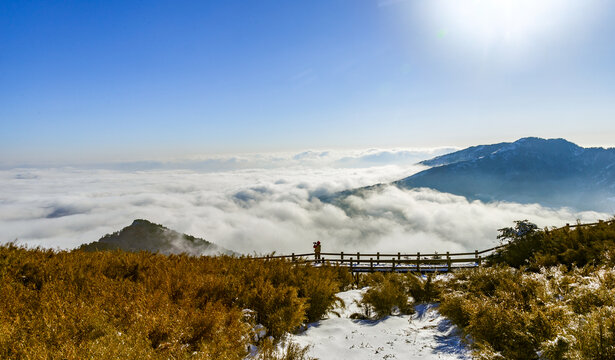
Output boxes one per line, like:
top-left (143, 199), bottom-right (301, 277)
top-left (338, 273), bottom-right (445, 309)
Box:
top-left (440, 265), bottom-right (615, 359)
top-left (356, 272), bottom-right (439, 319)
top-left (349, 220), bottom-right (615, 358)
top-left (0, 245), bottom-right (351, 359)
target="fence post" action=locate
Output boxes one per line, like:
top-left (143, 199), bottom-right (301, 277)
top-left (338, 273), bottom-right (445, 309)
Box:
top-left (357, 252), bottom-right (360, 261)
top-left (370, 258), bottom-right (373, 272)
top-left (377, 252), bottom-right (380, 265)
top-left (416, 252), bottom-right (421, 272)
top-left (446, 251), bottom-right (451, 270)
top-left (391, 257), bottom-right (395, 272)
top-left (341, 251), bottom-right (344, 260)
top-left (475, 250), bottom-right (478, 260)
top-left (398, 252), bottom-right (401, 265)
top-left (292, 253), bottom-right (295, 262)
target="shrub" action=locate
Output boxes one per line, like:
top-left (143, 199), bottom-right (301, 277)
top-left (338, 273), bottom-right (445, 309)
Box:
top-left (240, 278), bottom-right (307, 338)
top-left (297, 274), bottom-right (344, 322)
top-left (360, 273), bottom-right (412, 318)
top-left (573, 307), bottom-right (615, 360)
top-left (255, 339), bottom-right (315, 360)
top-left (440, 267), bottom-right (563, 359)
top-left (440, 264), bottom-right (615, 360)
top-left (490, 218), bottom-right (615, 269)
top-left (0, 245), bottom-right (348, 359)
top-left (405, 272), bottom-right (440, 302)
top-left (438, 292), bottom-right (471, 327)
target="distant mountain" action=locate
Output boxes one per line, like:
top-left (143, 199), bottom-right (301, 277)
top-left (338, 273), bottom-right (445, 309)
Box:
top-left (420, 142), bottom-right (511, 167)
top-left (395, 137), bottom-right (615, 212)
top-left (80, 219), bottom-right (231, 255)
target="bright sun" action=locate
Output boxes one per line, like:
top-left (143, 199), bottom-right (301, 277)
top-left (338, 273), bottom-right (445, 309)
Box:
top-left (423, 0), bottom-right (594, 58)
top-left (442, 0), bottom-right (560, 41)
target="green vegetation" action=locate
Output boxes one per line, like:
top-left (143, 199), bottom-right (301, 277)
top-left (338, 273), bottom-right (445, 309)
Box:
top-left (437, 218), bottom-right (615, 359)
top-left (79, 219), bottom-right (229, 255)
top-left (489, 219), bottom-right (615, 269)
top-left (0, 245), bottom-right (351, 359)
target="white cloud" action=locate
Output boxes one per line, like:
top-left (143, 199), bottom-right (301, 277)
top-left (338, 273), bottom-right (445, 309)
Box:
top-left (1, 147), bottom-right (456, 171)
top-left (0, 149), bottom-right (608, 255)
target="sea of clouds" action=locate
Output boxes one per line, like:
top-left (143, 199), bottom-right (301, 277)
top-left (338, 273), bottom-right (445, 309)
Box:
top-left (0, 147), bottom-right (608, 255)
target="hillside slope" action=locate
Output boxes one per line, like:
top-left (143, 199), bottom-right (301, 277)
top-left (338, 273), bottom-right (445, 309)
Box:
top-left (394, 137), bottom-right (615, 211)
top-left (79, 219), bottom-right (230, 255)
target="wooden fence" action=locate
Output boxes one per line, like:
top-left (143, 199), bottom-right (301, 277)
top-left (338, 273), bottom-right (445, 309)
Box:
top-left (248, 219), bottom-right (614, 273)
top-left (251, 245), bottom-right (506, 273)
top-left (555, 219), bottom-right (614, 229)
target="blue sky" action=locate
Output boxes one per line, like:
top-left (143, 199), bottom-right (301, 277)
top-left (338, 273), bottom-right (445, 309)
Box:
top-left (2, 0), bottom-right (614, 165)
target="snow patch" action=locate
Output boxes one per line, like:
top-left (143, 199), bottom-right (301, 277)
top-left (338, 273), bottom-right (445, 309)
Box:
top-left (290, 288), bottom-right (470, 359)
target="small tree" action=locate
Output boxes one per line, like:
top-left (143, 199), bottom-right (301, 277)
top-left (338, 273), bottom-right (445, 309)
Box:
top-left (490, 220), bottom-right (542, 268)
top-left (497, 220), bottom-right (538, 244)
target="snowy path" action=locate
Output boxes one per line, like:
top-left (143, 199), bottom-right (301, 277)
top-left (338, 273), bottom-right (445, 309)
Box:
top-left (289, 289), bottom-right (471, 360)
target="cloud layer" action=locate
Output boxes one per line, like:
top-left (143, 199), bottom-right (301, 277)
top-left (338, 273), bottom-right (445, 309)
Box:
top-left (1, 149), bottom-right (608, 255)
top-left (2, 147), bottom-right (457, 171)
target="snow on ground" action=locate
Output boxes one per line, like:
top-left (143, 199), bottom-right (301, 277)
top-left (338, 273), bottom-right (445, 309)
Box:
top-left (289, 288), bottom-right (471, 360)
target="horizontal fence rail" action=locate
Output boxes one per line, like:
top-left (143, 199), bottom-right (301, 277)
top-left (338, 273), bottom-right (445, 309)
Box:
top-left (246, 219), bottom-right (614, 273)
top-left (248, 245), bottom-right (507, 273)
top-left (553, 219), bottom-right (615, 230)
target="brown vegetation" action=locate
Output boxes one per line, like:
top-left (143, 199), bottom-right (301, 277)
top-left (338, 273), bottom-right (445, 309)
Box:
top-left (438, 218), bottom-right (615, 359)
top-left (358, 272), bottom-right (440, 319)
top-left (354, 219), bottom-right (615, 358)
top-left (0, 245), bottom-right (351, 359)
top-left (439, 265), bottom-right (615, 359)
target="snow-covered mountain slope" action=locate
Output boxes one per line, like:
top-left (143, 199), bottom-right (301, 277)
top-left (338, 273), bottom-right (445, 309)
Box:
top-left (394, 137), bottom-right (615, 212)
top-left (420, 142), bottom-right (511, 167)
top-left (289, 288), bottom-right (470, 360)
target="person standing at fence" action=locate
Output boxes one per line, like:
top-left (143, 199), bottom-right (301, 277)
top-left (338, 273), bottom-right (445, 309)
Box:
top-left (313, 241), bottom-right (321, 263)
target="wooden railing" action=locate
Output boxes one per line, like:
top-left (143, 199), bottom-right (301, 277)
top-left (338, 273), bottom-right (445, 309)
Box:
top-left (249, 245), bottom-right (506, 273)
top-left (247, 219), bottom-right (614, 273)
top-left (555, 219), bottom-right (615, 229)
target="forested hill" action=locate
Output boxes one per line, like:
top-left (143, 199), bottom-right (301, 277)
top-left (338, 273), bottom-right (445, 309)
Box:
top-left (79, 219), bottom-right (231, 255)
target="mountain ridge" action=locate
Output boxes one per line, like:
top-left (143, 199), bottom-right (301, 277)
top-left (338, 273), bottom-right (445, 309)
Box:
top-left (325, 137), bottom-right (615, 212)
top-left (396, 137), bottom-right (615, 211)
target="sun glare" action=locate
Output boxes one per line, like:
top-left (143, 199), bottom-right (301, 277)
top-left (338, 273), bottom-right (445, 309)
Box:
top-left (422, 0), bottom-right (596, 60)
top-left (444, 0), bottom-right (559, 41)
